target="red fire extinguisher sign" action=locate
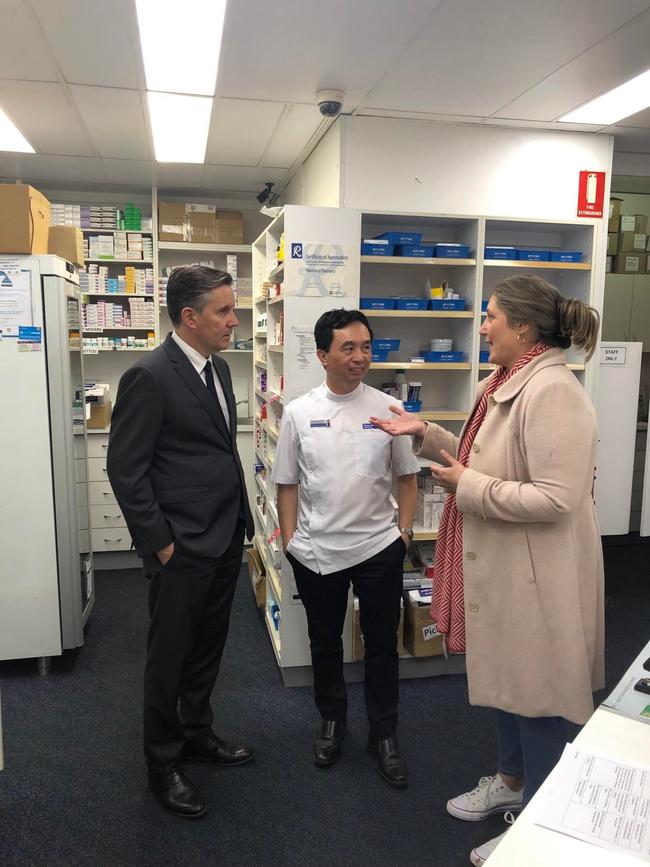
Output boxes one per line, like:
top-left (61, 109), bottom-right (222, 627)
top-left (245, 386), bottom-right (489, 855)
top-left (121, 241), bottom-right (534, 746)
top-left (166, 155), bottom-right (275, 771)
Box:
top-left (577, 171), bottom-right (606, 218)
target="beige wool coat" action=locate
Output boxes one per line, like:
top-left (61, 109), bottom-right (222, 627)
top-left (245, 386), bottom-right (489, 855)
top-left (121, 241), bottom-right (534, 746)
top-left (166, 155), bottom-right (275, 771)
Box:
top-left (418, 349), bottom-right (605, 724)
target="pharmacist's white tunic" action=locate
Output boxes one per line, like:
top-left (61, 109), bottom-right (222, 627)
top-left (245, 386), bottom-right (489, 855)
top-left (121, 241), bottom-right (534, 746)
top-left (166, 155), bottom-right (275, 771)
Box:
top-left (272, 382), bottom-right (420, 575)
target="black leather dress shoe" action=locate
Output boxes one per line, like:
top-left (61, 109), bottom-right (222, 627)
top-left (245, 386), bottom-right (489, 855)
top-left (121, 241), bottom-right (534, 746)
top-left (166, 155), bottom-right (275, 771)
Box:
top-left (182, 731), bottom-right (255, 766)
top-left (148, 765), bottom-right (207, 819)
top-left (367, 735), bottom-right (408, 788)
top-left (313, 720), bottom-right (346, 767)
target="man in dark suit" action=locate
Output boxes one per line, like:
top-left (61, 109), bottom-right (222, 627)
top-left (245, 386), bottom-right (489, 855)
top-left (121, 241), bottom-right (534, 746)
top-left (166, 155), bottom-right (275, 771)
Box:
top-left (107, 264), bottom-right (254, 819)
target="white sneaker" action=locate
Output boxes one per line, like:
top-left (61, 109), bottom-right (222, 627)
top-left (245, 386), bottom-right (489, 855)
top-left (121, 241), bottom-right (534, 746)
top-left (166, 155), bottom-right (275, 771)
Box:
top-left (469, 811), bottom-right (516, 865)
top-left (447, 774), bottom-right (523, 821)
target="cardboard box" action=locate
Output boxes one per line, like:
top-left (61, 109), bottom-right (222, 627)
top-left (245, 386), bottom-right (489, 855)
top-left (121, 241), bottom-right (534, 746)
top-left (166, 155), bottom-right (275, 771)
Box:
top-left (48, 225), bottom-right (84, 266)
top-left (608, 214), bottom-right (620, 233)
top-left (246, 548), bottom-right (266, 608)
top-left (611, 253), bottom-right (646, 274)
top-left (618, 231), bottom-right (647, 253)
top-left (215, 210), bottom-right (244, 245)
top-left (403, 593), bottom-right (444, 658)
top-left (351, 600), bottom-right (404, 661)
top-left (88, 399), bottom-right (112, 429)
top-left (187, 210), bottom-right (217, 244)
top-left (607, 233), bottom-right (618, 256)
top-left (606, 256), bottom-right (612, 273)
top-left (609, 197), bottom-right (623, 220)
top-left (0, 184), bottom-right (51, 254)
top-left (620, 214), bottom-right (648, 234)
top-left (158, 202), bottom-right (187, 241)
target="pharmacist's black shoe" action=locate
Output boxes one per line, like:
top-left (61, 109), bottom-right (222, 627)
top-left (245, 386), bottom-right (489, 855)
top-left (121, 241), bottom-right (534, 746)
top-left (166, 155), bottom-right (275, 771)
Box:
top-left (181, 731), bottom-right (255, 766)
top-left (367, 735), bottom-right (408, 789)
top-left (148, 765), bottom-right (207, 819)
top-left (313, 720), bottom-right (346, 767)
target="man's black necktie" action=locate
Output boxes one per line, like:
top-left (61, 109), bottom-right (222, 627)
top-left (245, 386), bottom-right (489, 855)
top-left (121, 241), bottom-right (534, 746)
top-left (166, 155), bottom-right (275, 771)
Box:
top-left (203, 361), bottom-right (229, 434)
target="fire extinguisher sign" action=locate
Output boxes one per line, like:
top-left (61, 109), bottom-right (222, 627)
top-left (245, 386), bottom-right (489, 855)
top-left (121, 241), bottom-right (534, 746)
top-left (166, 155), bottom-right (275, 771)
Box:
top-left (577, 171), bottom-right (606, 218)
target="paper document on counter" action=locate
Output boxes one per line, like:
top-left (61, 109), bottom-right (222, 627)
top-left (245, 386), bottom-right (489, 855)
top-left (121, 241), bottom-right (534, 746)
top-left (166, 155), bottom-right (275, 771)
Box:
top-left (534, 744), bottom-right (650, 861)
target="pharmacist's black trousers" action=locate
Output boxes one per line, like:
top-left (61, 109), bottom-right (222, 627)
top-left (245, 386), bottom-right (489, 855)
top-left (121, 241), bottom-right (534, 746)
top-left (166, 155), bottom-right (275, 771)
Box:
top-left (288, 537), bottom-right (405, 741)
top-left (141, 523), bottom-right (244, 770)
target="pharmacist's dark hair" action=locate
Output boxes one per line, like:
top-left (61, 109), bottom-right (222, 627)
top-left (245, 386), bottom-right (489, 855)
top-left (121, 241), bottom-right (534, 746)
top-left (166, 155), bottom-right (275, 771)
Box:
top-left (314, 308), bottom-right (374, 351)
top-left (492, 275), bottom-right (600, 360)
top-left (167, 265), bottom-right (232, 325)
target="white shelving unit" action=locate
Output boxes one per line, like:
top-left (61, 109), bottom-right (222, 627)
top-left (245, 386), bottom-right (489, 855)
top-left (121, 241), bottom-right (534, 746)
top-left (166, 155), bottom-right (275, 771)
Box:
top-left (253, 206), bottom-right (599, 686)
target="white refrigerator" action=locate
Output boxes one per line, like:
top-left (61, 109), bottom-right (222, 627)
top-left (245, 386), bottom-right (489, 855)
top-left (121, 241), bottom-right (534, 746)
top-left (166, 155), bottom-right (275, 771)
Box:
top-left (0, 255), bottom-right (94, 670)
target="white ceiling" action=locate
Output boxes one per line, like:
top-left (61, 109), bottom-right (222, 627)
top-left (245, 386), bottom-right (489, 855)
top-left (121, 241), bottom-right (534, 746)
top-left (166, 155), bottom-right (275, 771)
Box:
top-left (0, 0), bottom-right (650, 200)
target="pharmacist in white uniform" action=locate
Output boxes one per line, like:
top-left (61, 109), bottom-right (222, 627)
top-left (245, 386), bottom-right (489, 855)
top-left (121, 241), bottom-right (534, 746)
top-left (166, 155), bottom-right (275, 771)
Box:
top-left (272, 308), bottom-right (419, 788)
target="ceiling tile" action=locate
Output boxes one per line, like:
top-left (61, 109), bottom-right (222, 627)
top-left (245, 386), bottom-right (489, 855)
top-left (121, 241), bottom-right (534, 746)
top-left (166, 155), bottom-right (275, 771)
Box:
top-left (206, 99), bottom-right (285, 166)
top-left (0, 81), bottom-right (94, 156)
top-left (202, 165), bottom-right (288, 193)
top-left (365, 0), bottom-right (650, 117)
top-left (154, 163), bottom-right (206, 189)
top-left (0, 0), bottom-right (59, 81)
top-left (261, 105), bottom-right (322, 168)
top-left (494, 6), bottom-right (650, 121)
top-left (70, 86), bottom-right (150, 160)
top-left (0, 153), bottom-right (107, 184)
top-left (217, 0), bottom-right (441, 106)
top-left (604, 126), bottom-right (650, 154)
top-left (30, 0), bottom-right (141, 89)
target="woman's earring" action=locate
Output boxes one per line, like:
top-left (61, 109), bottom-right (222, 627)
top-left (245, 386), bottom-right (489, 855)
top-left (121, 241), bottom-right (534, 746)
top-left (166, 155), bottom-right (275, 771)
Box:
top-left (517, 332), bottom-right (526, 344)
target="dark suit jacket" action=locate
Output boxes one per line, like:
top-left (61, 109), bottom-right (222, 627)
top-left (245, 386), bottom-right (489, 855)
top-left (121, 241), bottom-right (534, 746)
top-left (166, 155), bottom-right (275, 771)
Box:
top-left (106, 333), bottom-right (254, 559)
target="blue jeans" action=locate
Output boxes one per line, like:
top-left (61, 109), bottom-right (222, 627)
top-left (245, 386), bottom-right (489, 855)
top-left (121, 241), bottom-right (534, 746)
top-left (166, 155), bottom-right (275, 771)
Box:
top-left (496, 710), bottom-right (570, 807)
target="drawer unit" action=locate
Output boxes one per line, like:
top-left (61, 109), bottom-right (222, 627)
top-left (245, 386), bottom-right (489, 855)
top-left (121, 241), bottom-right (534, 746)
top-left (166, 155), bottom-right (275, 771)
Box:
top-left (88, 481), bottom-right (118, 505)
top-left (91, 528), bottom-right (132, 552)
top-left (78, 506), bottom-right (89, 531)
top-left (76, 481), bottom-right (88, 507)
top-left (86, 435), bottom-right (110, 459)
top-left (74, 457), bottom-right (87, 483)
top-left (73, 435), bottom-right (86, 458)
top-left (79, 529), bottom-right (90, 552)
top-left (90, 505), bottom-right (127, 529)
top-left (87, 457), bottom-right (109, 482)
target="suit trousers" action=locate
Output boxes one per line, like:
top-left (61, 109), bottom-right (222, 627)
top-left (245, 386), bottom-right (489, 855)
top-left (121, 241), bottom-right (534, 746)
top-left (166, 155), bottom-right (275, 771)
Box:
top-left (288, 536), bottom-right (405, 740)
top-left (142, 523), bottom-right (244, 770)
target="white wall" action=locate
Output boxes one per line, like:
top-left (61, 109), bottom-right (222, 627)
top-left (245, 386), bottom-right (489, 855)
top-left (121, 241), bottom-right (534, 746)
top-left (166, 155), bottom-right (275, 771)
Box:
top-left (340, 117), bottom-right (614, 220)
top-left (613, 152), bottom-right (650, 178)
top-left (283, 122), bottom-right (341, 207)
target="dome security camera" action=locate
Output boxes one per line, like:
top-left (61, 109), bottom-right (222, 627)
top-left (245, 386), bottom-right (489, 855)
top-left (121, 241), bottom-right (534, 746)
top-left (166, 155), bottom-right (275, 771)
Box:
top-left (317, 89), bottom-right (344, 118)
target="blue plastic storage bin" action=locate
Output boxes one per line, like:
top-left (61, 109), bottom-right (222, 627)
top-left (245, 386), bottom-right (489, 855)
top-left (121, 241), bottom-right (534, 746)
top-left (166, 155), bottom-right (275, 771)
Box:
top-left (371, 350), bottom-right (389, 362)
top-left (516, 249), bottom-right (551, 261)
top-left (395, 244), bottom-right (434, 258)
top-left (361, 242), bottom-right (394, 256)
top-left (434, 244), bottom-right (472, 258)
top-left (481, 299), bottom-right (488, 312)
top-left (375, 231), bottom-right (422, 245)
top-left (549, 251), bottom-right (583, 263)
top-left (479, 350), bottom-right (490, 363)
top-left (484, 246), bottom-right (517, 260)
top-left (403, 400), bottom-right (422, 412)
top-left (372, 338), bottom-right (400, 352)
top-left (428, 299), bottom-right (466, 311)
top-left (422, 351), bottom-right (465, 363)
top-left (360, 297), bottom-right (396, 310)
top-left (395, 298), bottom-right (428, 310)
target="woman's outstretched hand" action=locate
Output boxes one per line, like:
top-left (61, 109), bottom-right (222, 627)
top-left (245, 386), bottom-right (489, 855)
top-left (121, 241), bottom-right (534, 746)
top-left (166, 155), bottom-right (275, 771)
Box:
top-left (369, 405), bottom-right (427, 438)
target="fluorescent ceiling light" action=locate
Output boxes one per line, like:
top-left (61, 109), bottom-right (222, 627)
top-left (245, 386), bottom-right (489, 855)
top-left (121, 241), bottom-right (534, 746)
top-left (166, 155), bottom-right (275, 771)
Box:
top-left (136, 0), bottom-right (227, 96)
top-left (559, 68), bottom-right (650, 125)
top-left (0, 106), bottom-right (34, 153)
top-left (148, 92), bottom-right (212, 163)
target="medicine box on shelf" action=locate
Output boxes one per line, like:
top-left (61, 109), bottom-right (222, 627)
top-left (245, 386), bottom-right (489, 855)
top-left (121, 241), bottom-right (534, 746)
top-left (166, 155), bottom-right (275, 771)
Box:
top-left (429, 299), bottom-right (466, 311)
top-left (516, 249), bottom-right (551, 261)
top-left (395, 298), bottom-right (428, 310)
top-left (549, 251), bottom-right (583, 263)
top-left (395, 244), bottom-right (434, 257)
top-left (434, 244), bottom-right (472, 258)
top-left (361, 242), bottom-right (394, 256)
top-left (372, 338), bottom-right (400, 352)
top-left (403, 400), bottom-right (422, 412)
top-left (371, 350), bottom-right (390, 362)
top-left (484, 246), bottom-right (517, 260)
top-left (374, 232), bottom-right (422, 245)
top-left (421, 351), bottom-right (465, 363)
top-left (360, 297), bottom-right (396, 310)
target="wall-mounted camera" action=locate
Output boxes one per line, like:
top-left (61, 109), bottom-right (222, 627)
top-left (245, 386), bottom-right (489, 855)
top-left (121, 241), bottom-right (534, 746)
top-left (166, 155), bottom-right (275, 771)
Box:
top-left (317, 89), bottom-right (344, 118)
top-left (256, 182), bottom-right (275, 205)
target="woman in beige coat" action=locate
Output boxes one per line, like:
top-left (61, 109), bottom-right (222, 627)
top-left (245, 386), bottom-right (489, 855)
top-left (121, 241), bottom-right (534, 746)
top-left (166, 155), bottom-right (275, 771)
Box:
top-left (370, 275), bottom-right (604, 867)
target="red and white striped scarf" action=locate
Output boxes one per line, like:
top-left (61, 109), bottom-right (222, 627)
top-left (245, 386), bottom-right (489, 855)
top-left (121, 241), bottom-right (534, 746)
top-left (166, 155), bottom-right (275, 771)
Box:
top-left (431, 343), bottom-right (549, 653)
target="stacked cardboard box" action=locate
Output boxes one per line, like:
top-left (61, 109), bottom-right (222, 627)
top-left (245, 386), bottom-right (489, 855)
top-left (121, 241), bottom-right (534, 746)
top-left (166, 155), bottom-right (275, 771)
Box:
top-left (609, 200), bottom-right (649, 273)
